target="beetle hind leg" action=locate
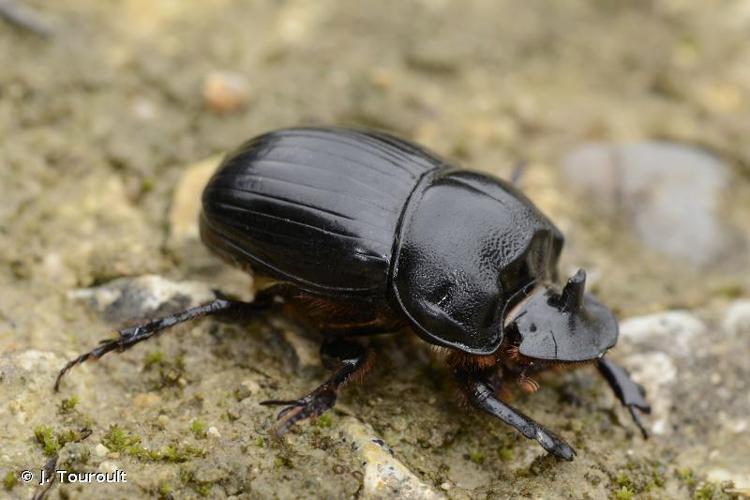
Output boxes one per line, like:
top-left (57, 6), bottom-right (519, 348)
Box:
top-left (54, 294), bottom-right (275, 391)
top-left (260, 338), bottom-right (372, 436)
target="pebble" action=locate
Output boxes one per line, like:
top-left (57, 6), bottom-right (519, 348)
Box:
top-left (341, 417), bottom-right (444, 500)
top-left (207, 426), bottom-right (221, 439)
top-left (157, 415), bottom-right (170, 429)
top-left (562, 141), bottom-right (732, 267)
top-left (241, 379), bottom-right (261, 395)
top-left (619, 311), bottom-right (705, 358)
top-left (203, 71), bottom-right (250, 114)
top-left (722, 299), bottom-right (750, 337)
top-left (707, 468), bottom-right (750, 491)
top-left (167, 155), bottom-right (222, 254)
top-left (98, 461), bottom-right (119, 473)
top-left (268, 316), bottom-right (321, 371)
top-left (623, 351), bottom-right (677, 435)
top-left (133, 392), bottom-right (161, 408)
top-left (69, 275), bottom-right (216, 324)
top-left (94, 444), bottom-right (110, 457)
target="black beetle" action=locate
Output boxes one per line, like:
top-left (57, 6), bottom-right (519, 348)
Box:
top-left (56, 127), bottom-right (650, 460)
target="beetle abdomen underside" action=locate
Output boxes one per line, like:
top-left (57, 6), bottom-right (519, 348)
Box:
top-left (200, 127), bottom-right (443, 296)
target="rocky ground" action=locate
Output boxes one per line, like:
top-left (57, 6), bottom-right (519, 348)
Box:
top-left (1, 1), bottom-right (749, 499)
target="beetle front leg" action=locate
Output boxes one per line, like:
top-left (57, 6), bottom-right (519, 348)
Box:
top-left (261, 338), bottom-right (372, 436)
top-left (457, 371), bottom-right (576, 461)
top-left (597, 357), bottom-right (651, 438)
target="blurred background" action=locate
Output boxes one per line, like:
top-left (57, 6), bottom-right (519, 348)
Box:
top-left (1, 1), bottom-right (749, 499)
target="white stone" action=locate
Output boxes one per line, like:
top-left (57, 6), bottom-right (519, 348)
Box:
top-left (619, 311), bottom-right (705, 357)
top-left (241, 379), bottom-right (261, 395)
top-left (623, 351), bottom-right (677, 436)
top-left (207, 426), bottom-right (221, 439)
top-left (98, 461), bottom-right (118, 473)
top-left (69, 275), bottom-right (216, 322)
top-left (341, 417), bottom-right (444, 500)
top-left (707, 467), bottom-right (750, 490)
top-left (562, 142), bottom-right (731, 267)
top-left (722, 299), bottom-right (750, 337)
top-left (94, 444), bottom-right (109, 457)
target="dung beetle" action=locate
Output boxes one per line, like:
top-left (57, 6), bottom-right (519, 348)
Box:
top-left (56, 127), bottom-right (650, 460)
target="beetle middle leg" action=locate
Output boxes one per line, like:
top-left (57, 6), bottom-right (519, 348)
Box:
top-left (456, 370), bottom-right (576, 461)
top-left (260, 337), bottom-right (372, 436)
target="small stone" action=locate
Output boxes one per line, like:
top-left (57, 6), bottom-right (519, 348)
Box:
top-left (722, 299), bottom-right (750, 337)
top-left (168, 155), bottom-right (222, 253)
top-left (157, 415), bottom-right (170, 429)
top-left (203, 71), bottom-right (250, 114)
top-left (269, 317), bottom-right (320, 371)
top-left (94, 444), bottom-right (109, 457)
top-left (133, 392), bottom-right (161, 408)
top-left (207, 426), bottom-right (221, 439)
top-left (440, 482), bottom-right (451, 491)
top-left (98, 461), bottom-right (118, 473)
top-left (241, 379), bottom-right (261, 395)
top-left (341, 417), bottom-right (444, 499)
top-left (69, 275), bottom-right (216, 324)
top-left (623, 351), bottom-right (677, 435)
top-left (707, 468), bottom-right (750, 491)
top-left (619, 311), bottom-right (705, 358)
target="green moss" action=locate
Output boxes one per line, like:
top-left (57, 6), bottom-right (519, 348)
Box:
top-left (143, 351), bottom-right (165, 370)
top-left (34, 425), bottom-right (60, 456)
top-left (140, 177), bottom-right (156, 193)
top-left (616, 472), bottom-right (634, 489)
top-left (274, 455), bottom-right (293, 468)
top-left (315, 413), bottom-right (333, 429)
top-left (678, 468), bottom-right (698, 488)
top-left (693, 481), bottom-right (735, 500)
top-left (158, 444), bottom-right (204, 463)
top-left (614, 486), bottom-right (634, 500)
top-left (190, 419), bottom-right (207, 439)
top-left (102, 424), bottom-right (204, 462)
top-left (254, 436), bottom-right (265, 448)
top-left (158, 482), bottom-right (173, 500)
top-left (102, 425), bottom-right (142, 452)
top-left (3, 471), bottom-right (17, 491)
top-left (497, 446), bottom-right (514, 462)
top-left (468, 449), bottom-right (485, 465)
top-left (713, 283), bottom-right (744, 299)
top-left (33, 425), bottom-right (92, 457)
top-left (60, 395), bottom-right (79, 413)
top-left (179, 468), bottom-right (212, 497)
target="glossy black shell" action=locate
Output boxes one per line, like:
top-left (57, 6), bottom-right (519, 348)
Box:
top-left (200, 127), bottom-right (564, 354)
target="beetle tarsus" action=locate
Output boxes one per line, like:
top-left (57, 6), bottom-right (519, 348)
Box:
top-left (458, 372), bottom-right (576, 461)
top-left (597, 357), bottom-right (651, 438)
top-left (54, 296), bottom-right (273, 391)
top-left (260, 338), bottom-right (371, 435)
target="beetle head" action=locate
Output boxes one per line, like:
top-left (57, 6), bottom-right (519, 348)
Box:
top-left (504, 269), bottom-right (618, 362)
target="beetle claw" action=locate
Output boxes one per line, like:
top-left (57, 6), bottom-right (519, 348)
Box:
top-left (533, 426), bottom-right (577, 461)
top-left (628, 405), bottom-right (650, 439)
top-left (262, 388), bottom-right (337, 436)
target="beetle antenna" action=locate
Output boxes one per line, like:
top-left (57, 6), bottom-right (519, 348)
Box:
top-left (561, 269), bottom-right (586, 312)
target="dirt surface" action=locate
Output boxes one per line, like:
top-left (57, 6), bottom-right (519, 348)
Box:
top-left (1, 1), bottom-right (749, 499)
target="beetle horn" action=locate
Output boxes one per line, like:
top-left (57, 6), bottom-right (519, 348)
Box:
top-left (561, 269), bottom-right (586, 312)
